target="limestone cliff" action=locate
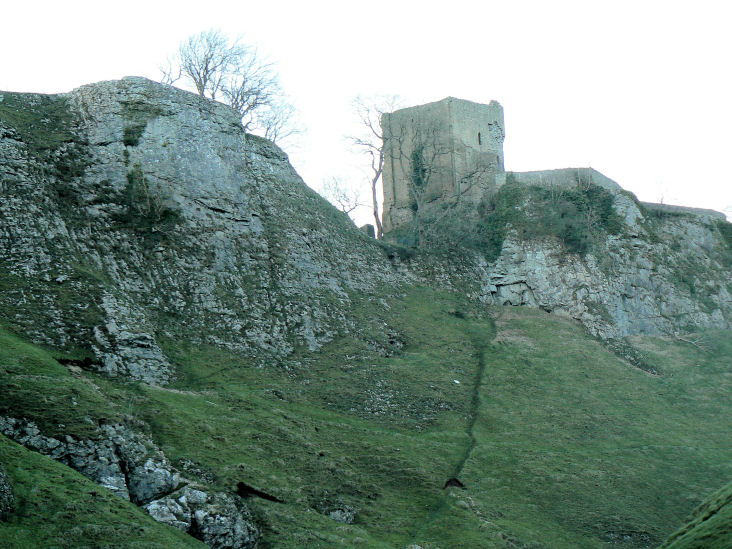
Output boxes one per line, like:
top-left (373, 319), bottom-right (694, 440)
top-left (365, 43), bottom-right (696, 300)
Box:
top-left (1, 77), bottom-right (731, 382)
top-left (475, 191), bottom-right (732, 339)
top-left (390, 171), bottom-right (732, 340)
top-left (0, 77), bottom-right (400, 384)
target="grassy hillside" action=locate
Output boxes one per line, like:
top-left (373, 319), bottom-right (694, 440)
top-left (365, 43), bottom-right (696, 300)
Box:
top-left (659, 481), bottom-right (732, 549)
top-left (0, 435), bottom-right (204, 548)
top-left (1, 287), bottom-right (730, 547)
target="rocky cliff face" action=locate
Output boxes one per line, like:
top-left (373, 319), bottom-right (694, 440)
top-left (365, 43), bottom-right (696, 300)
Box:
top-left (479, 205), bottom-right (731, 339)
top-left (397, 181), bottom-right (732, 340)
top-left (1, 77), bottom-right (729, 385)
top-left (0, 77), bottom-right (401, 385)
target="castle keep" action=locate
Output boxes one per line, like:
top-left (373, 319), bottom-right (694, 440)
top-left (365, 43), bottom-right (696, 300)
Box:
top-left (380, 97), bottom-right (726, 236)
top-left (381, 97), bottom-right (506, 233)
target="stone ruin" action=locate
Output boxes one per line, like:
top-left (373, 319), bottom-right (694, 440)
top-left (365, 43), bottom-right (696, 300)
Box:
top-left (380, 97), bottom-right (725, 234)
top-left (381, 97), bottom-right (506, 233)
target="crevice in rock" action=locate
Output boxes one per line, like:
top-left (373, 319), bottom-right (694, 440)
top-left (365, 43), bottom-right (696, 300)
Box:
top-left (56, 356), bottom-right (99, 369)
top-left (236, 481), bottom-right (284, 503)
top-left (194, 198), bottom-right (229, 214)
top-left (444, 477), bottom-right (465, 489)
top-left (149, 481), bottom-right (188, 504)
top-left (116, 446), bottom-right (134, 502)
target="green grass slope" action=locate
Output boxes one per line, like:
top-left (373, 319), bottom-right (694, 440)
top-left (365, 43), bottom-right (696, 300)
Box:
top-left (0, 435), bottom-right (204, 548)
top-left (1, 287), bottom-right (730, 548)
top-left (659, 481), bottom-right (732, 549)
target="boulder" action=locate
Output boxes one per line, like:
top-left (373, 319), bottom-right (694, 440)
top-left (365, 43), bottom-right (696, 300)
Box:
top-left (147, 486), bottom-right (260, 548)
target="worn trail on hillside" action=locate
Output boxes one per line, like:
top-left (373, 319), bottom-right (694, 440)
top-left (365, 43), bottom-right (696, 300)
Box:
top-left (453, 344), bottom-right (487, 478)
top-left (409, 319), bottom-right (492, 543)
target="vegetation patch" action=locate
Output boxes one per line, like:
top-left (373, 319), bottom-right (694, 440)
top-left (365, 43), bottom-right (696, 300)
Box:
top-left (0, 326), bottom-right (118, 439)
top-left (120, 98), bottom-right (166, 147)
top-left (1, 289), bottom-right (730, 547)
top-left (602, 337), bottom-right (657, 374)
top-left (0, 93), bottom-right (90, 211)
top-left (115, 163), bottom-right (181, 236)
top-left (0, 260), bottom-right (105, 360)
top-left (0, 93), bottom-right (78, 157)
top-left (386, 177), bottom-right (624, 261)
top-left (473, 176), bottom-right (623, 259)
top-left (122, 124), bottom-right (146, 147)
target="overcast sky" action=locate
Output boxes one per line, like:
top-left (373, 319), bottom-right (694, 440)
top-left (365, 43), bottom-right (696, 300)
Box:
top-left (3, 0), bottom-right (731, 222)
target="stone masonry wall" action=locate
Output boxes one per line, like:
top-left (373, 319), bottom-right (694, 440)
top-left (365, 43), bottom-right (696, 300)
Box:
top-left (381, 97), bottom-right (505, 233)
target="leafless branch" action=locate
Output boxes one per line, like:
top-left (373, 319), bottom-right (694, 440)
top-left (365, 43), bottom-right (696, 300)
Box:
top-left (159, 57), bottom-right (181, 86)
top-left (319, 177), bottom-right (364, 217)
top-left (161, 29), bottom-right (300, 147)
top-left (347, 95), bottom-right (403, 239)
top-left (258, 101), bottom-right (301, 145)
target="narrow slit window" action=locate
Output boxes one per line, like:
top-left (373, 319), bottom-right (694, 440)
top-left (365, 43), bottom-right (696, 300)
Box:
top-left (478, 132), bottom-right (482, 145)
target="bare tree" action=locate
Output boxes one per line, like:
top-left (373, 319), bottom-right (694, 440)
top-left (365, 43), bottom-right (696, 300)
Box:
top-left (173, 30), bottom-right (243, 99)
top-left (161, 29), bottom-right (299, 145)
top-left (348, 95), bottom-right (402, 239)
top-left (318, 177), bottom-right (363, 217)
top-left (258, 100), bottom-right (301, 145)
top-left (219, 52), bottom-right (277, 130)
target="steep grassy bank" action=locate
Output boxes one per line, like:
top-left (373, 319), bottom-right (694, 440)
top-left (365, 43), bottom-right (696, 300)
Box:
top-left (1, 287), bottom-right (730, 547)
top-left (659, 481), bottom-right (732, 548)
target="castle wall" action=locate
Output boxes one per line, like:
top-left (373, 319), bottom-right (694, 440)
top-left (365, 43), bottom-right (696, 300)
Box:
top-left (447, 99), bottom-right (505, 205)
top-left (382, 99), bottom-right (452, 233)
top-left (381, 97), bottom-right (505, 234)
top-left (509, 168), bottom-right (621, 191)
top-left (640, 202), bottom-right (726, 220)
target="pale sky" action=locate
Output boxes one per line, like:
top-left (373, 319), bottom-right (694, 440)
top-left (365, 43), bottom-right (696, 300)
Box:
top-left (2, 0), bottom-right (731, 223)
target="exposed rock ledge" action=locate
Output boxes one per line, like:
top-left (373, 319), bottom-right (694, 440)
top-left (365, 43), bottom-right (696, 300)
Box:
top-left (0, 417), bottom-right (258, 548)
top-left (0, 460), bottom-right (13, 520)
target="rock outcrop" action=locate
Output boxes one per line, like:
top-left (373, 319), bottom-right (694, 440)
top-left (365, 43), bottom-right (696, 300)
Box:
top-left (0, 77), bottom-right (399, 385)
top-left (2, 77), bottom-right (729, 385)
top-left (481, 210), bottom-right (731, 338)
top-left (0, 416), bottom-right (259, 547)
top-left (0, 417), bottom-right (178, 503)
top-left (0, 461), bottom-right (13, 520)
top-left (146, 486), bottom-right (259, 549)
top-left (401, 179), bottom-right (732, 339)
